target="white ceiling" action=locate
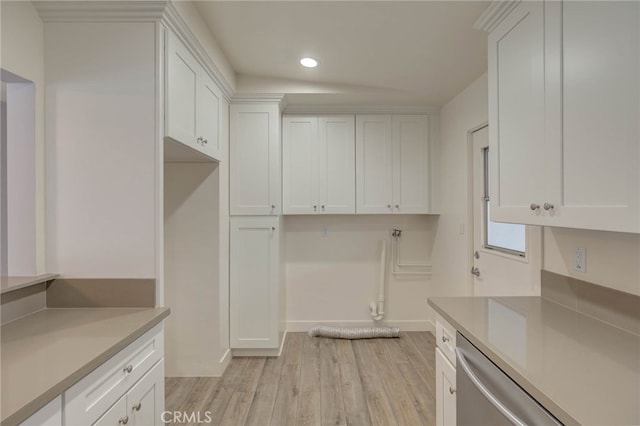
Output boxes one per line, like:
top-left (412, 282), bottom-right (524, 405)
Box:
top-left (194, 1), bottom-right (490, 107)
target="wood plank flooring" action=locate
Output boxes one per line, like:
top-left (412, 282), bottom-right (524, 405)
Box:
top-left (165, 332), bottom-right (436, 426)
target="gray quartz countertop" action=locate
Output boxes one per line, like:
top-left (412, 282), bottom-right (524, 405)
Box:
top-left (428, 297), bottom-right (640, 426)
top-left (1, 307), bottom-right (170, 425)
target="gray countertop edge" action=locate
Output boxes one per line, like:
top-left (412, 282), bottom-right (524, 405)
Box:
top-left (2, 308), bottom-right (170, 426)
top-left (427, 297), bottom-right (579, 426)
top-left (1, 274), bottom-right (59, 294)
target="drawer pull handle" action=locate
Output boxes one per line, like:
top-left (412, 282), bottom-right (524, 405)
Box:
top-left (449, 387), bottom-right (456, 395)
top-left (132, 402), bottom-right (142, 412)
top-left (119, 416), bottom-right (129, 425)
top-left (442, 335), bottom-right (450, 343)
top-left (123, 365), bottom-right (133, 374)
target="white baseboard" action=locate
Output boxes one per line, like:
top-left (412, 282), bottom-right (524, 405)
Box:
top-left (286, 320), bottom-right (432, 333)
top-left (231, 331), bottom-right (288, 357)
top-left (219, 348), bottom-right (232, 371)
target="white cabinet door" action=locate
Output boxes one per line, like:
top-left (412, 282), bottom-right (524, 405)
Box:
top-left (19, 396), bottom-right (62, 426)
top-left (319, 115), bottom-right (355, 214)
top-left (356, 115), bottom-right (393, 214)
top-left (546, 0), bottom-right (640, 232)
top-left (165, 31), bottom-right (220, 162)
top-left (166, 31), bottom-right (198, 149)
top-left (392, 115), bottom-right (429, 214)
top-left (128, 360), bottom-right (165, 426)
top-left (488, 1), bottom-right (546, 225)
top-left (197, 73), bottom-right (221, 160)
top-left (282, 116), bottom-right (318, 214)
top-left (230, 104), bottom-right (281, 216)
top-left (93, 397), bottom-right (127, 426)
top-left (435, 348), bottom-right (457, 426)
top-left (230, 217), bottom-right (280, 348)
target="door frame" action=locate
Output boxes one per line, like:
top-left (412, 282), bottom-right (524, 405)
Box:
top-left (466, 122), bottom-right (488, 296)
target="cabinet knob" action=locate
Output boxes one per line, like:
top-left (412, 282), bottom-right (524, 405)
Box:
top-left (530, 203), bottom-right (540, 211)
top-left (119, 416), bottom-right (129, 425)
top-left (543, 202), bottom-right (554, 211)
top-left (123, 365), bottom-right (133, 374)
top-left (202, 138), bottom-right (208, 145)
top-left (321, 205), bottom-right (325, 210)
top-left (132, 402), bottom-right (142, 412)
top-left (271, 204), bottom-right (276, 209)
top-left (442, 335), bottom-right (450, 343)
top-left (395, 205), bottom-right (399, 209)
top-left (272, 226), bottom-right (276, 231)
top-left (387, 204), bottom-right (392, 209)
top-left (449, 387), bottom-right (456, 395)
top-left (314, 205), bottom-right (317, 210)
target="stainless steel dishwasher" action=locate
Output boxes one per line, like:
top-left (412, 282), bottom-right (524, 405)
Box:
top-left (456, 332), bottom-right (563, 426)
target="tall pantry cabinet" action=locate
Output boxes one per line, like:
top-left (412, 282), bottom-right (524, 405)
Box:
top-left (229, 98), bottom-right (285, 353)
top-left (483, 0), bottom-right (640, 233)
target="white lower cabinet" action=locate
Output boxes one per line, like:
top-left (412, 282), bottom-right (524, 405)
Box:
top-left (230, 217), bottom-right (282, 350)
top-left (435, 315), bottom-right (457, 426)
top-left (94, 360), bottom-right (164, 426)
top-left (19, 396), bottom-right (62, 426)
top-left (435, 348), bottom-right (457, 426)
top-left (65, 325), bottom-right (165, 425)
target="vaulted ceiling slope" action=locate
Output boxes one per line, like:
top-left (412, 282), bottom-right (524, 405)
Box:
top-left (194, 1), bottom-right (489, 107)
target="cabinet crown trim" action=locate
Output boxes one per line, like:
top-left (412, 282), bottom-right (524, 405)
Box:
top-left (34, 0), bottom-right (235, 101)
top-left (284, 104), bottom-right (439, 115)
top-left (473, 0), bottom-right (521, 32)
top-left (231, 93), bottom-right (286, 106)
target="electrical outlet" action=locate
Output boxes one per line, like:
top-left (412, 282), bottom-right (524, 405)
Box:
top-left (574, 247), bottom-right (587, 273)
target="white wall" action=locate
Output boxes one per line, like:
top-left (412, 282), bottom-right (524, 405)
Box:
top-left (429, 74), bottom-right (488, 319)
top-left (44, 22), bottom-right (157, 277)
top-left (0, 1), bottom-right (45, 274)
top-left (284, 214), bottom-right (437, 331)
top-left (544, 228), bottom-right (640, 296)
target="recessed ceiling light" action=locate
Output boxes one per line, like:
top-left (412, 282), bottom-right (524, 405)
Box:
top-left (300, 57), bottom-right (319, 68)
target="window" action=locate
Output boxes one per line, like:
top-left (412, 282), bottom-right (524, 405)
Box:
top-left (483, 148), bottom-right (526, 256)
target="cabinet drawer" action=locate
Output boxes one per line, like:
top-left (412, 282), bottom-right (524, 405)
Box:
top-left (436, 314), bottom-right (456, 366)
top-left (65, 324), bottom-right (164, 425)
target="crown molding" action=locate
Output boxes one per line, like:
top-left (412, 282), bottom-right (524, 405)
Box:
top-left (34, 1), bottom-right (168, 22)
top-left (231, 94), bottom-right (286, 104)
top-left (34, 1), bottom-right (235, 101)
top-left (283, 104), bottom-right (439, 115)
top-left (473, 0), bottom-right (521, 33)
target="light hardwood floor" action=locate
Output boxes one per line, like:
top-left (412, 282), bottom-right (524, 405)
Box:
top-left (165, 332), bottom-right (436, 426)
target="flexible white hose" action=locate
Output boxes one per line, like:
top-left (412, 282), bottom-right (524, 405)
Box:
top-left (308, 325), bottom-right (400, 339)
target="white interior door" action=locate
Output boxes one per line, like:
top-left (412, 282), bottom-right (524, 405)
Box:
top-left (471, 126), bottom-right (541, 297)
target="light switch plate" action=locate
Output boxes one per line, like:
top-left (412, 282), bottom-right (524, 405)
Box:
top-left (574, 247), bottom-right (587, 273)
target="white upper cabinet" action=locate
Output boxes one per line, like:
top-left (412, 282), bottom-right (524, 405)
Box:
top-left (230, 103), bottom-right (281, 216)
top-left (282, 115), bottom-right (355, 214)
top-left (166, 31), bottom-right (220, 161)
top-left (356, 115), bottom-right (394, 214)
top-left (488, 0), bottom-right (640, 232)
top-left (356, 114), bottom-right (430, 214)
top-left (488, 1), bottom-right (546, 225)
top-left (282, 116), bottom-right (319, 214)
top-left (392, 115), bottom-right (430, 214)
